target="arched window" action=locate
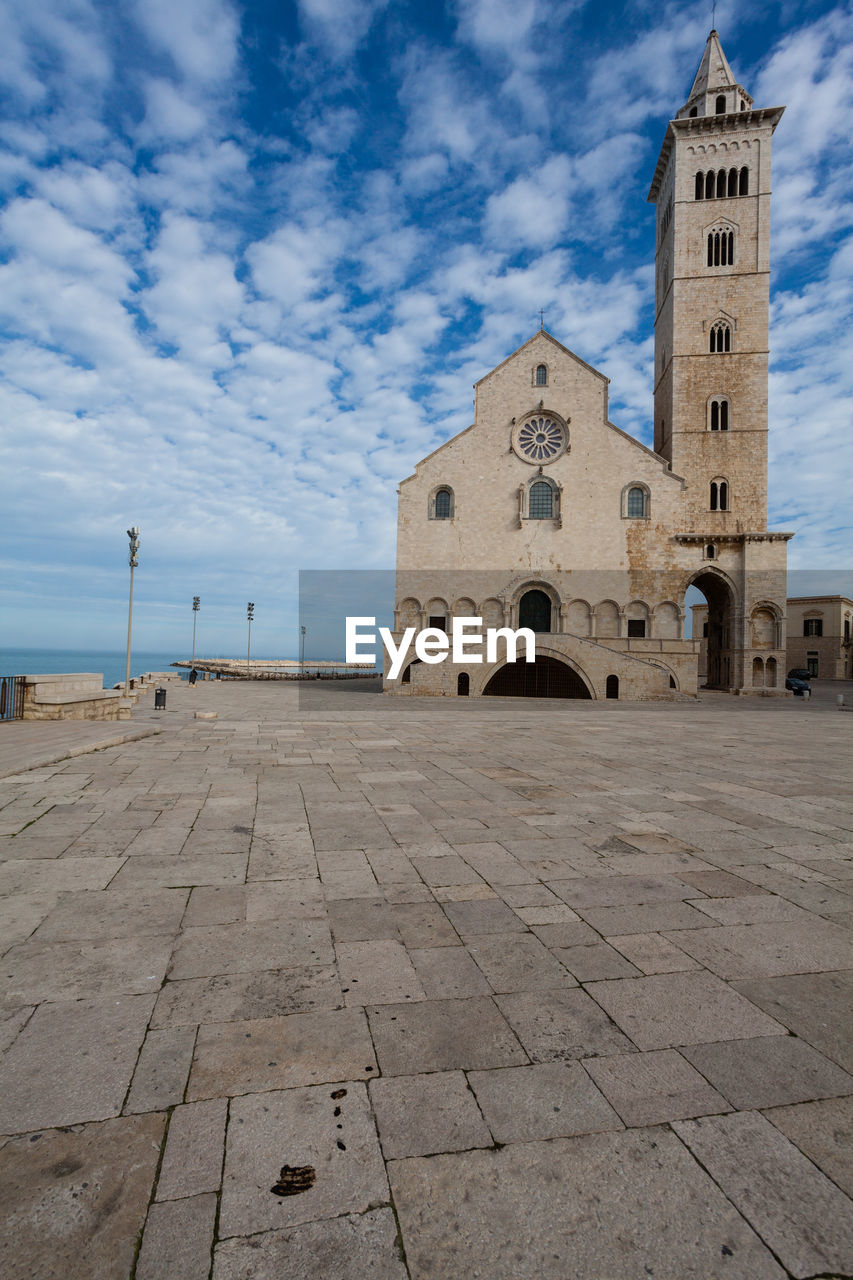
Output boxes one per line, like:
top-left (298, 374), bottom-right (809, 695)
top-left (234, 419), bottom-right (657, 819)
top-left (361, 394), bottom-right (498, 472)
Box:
top-left (695, 172), bottom-right (704, 200)
top-left (715, 94), bottom-right (726, 114)
top-left (627, 486), bottom-right (647, 518)
top-left (739, 166), bottom-right (749, 195)
top-left (727, 168), bottom-right (737, 197)
top-left (705, 171), bottom-right (715, 200)
top-left (709, 396), bottom-right (729, 431)
top-left (535, 364), bottom-right (547, 386)
top-left (606, 675), bottom-right (619, 699)
top-left (716, 168), bottom-right (727, 198)
top-left (689, 106), bottom-right (698, 117)
top-left (528, 481), bottom-right (553, 519)
top-left (430, 486), bottom-right (454, 519)
top-left (457, 672), bottom-right (470, 696)
top-left (710, 322), bottom-right (731, 353)
top-left (707, 227), bottom-right (734, 267)
top-left (705, 543), bottom-right (716, 560)
top-left (710, 479), bottom-right (729, 511)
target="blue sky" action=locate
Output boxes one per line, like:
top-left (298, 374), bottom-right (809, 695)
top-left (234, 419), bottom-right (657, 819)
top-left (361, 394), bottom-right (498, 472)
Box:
top-left (1, 0), bottom-right (851, 657)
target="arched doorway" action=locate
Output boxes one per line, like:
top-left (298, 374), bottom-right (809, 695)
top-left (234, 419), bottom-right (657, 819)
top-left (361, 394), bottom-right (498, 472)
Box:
top-left (688, 570), bottom-right (736, 690)
top-left (457, 672), bottom-right (470, 696)
top-left (483, 655), bottom-right (592, 699)
top-left (519, 589), bottom-right (552, 633)
top-left (606, 675), bottom-right (619, 699)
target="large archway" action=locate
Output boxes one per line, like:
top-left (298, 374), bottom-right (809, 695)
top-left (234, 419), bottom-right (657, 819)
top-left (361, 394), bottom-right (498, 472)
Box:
top-left (483, 655), bottom-right (592, 699)
top-left (688, 570), bottom-right (737, 690)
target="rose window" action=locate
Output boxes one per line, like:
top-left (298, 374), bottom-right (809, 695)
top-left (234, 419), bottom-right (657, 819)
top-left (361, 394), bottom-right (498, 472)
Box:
top-left (514, 414), bottom-right (567, 463)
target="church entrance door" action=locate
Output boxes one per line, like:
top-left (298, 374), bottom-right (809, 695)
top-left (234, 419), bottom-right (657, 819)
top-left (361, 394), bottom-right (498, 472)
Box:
top-left (519, 589), bottom-right (552, 632)
top-left (483, 655), bottom-right (591, 699)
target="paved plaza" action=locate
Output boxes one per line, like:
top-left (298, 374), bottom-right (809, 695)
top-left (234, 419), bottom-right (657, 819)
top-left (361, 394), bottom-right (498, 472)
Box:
top-left (1, 680), bottom-right (852, 1279)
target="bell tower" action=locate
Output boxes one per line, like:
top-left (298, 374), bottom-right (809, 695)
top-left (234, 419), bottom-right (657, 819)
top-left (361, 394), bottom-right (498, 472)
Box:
top-left (648, 31), bottom-right (784, 532)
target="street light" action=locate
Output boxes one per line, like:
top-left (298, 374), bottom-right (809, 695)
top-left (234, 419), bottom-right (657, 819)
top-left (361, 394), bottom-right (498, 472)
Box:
top-left (247, 602), bottom-right (255, 679)
top-left (300, 624), bottom-right (306, 676)
top-left (124, 527), bottom-right (140, 699)
top-left (191, 596), bottom-right (200, 665)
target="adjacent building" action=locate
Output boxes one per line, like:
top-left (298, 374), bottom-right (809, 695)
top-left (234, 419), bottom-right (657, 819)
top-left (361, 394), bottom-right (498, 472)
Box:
top-left (787, 596), bottom-right (853, 679)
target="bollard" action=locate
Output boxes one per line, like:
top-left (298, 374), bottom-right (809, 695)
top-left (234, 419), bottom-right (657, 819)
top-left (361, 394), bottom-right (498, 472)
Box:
top-left (839, 694), bottom-right (845, 709)
top-left (154, 687), bottom-right (166, 710)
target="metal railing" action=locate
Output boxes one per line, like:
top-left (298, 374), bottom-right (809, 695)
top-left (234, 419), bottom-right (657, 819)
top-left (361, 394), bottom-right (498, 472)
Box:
top-left (0, 675), bottom-right (24, 721)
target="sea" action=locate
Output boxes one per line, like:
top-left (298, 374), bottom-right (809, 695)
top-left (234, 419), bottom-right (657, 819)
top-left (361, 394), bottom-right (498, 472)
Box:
top-left (0, 649), bottom-right (297, 690)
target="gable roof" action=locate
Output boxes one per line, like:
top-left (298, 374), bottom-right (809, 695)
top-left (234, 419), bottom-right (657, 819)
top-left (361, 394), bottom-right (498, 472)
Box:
top-left (473, 329), bottom-right (610, 388)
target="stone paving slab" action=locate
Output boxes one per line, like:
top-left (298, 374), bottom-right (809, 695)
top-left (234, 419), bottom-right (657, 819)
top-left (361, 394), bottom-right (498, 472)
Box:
top-left (0, 993), bottom-right (156, 1131)
top-left (220, 1081), bottom-right (389, 1237)
top-left (388, 1128), bottom-right (787, 1279)
top-left (212, 1207), bottom-right (408, 1280)
top-left (0, 1113), bottom-right (166, 1280)
top-left (762, 1094), bottom-right (853, 1197)
top-left (681, 1034), bottom-right (853, 1110)
top-left (369, 1069), bottom-right (492, 1158)
top-left (674, 1110), bottom-right (853, 1278)
top-left (1, 681), bottom-right (852, 1277)
top-left (188, 1007), bottom-right (378, 1099)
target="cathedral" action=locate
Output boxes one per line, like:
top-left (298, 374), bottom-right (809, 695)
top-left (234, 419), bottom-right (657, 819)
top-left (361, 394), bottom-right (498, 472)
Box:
top-left (386, 31), bottom-right (792, 700)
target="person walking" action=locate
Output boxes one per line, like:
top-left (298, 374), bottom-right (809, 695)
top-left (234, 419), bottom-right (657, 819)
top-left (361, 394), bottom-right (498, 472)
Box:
top-left (189, 668), bottom-right (198, 686)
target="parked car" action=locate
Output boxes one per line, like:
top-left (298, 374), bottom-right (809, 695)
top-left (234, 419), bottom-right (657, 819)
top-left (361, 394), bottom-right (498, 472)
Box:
top-left (787, 668), bottom-right (813, 681)
top-left (785, 676), bottom-right (810, 696)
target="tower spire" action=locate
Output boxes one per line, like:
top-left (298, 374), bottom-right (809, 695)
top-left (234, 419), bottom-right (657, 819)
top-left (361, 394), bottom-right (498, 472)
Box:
top-left (679, 29), bottom-right (752, 119)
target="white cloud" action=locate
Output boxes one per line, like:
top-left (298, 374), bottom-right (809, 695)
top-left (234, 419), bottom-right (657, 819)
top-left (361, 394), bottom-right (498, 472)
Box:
top-left (297, 0), bottom-right (388, 59)
top-left (132, 0), bottom-right (240, 83)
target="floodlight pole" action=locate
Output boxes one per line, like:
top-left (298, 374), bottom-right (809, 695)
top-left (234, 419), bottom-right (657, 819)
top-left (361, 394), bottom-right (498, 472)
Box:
top-left (192, 596), bottom-right (200, 664)
top-left (124, 527), bottom-right (140, 699)
top-left (247, 603), bottom-right (254, 679)
top-left (300, 625), bottom-right (306, 676)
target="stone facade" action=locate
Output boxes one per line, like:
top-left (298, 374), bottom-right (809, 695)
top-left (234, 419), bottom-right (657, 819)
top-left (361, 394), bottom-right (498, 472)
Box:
top-left (387, 32), bottom-right (792, 700)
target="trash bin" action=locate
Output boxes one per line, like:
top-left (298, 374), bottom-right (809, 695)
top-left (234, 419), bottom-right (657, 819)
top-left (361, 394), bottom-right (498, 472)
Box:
top-left (154, 687), bottom-right (166, 710)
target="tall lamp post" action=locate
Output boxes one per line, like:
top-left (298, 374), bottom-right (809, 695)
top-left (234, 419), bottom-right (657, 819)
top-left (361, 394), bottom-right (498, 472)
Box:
top-left (300, 624), bottom-right (306, 677)
top-left (124, 527), bottom-right (140, 699)
top-left (247, 602), bottom-right (254, 679)
top-left (191, 596), bottom-right (200, 665)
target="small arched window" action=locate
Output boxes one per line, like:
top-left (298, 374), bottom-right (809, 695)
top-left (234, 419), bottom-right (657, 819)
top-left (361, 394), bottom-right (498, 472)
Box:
top-left (689, 106), bottom-right (698, 118)
top-left (695, 172), bottom-right (704, 200)
top-left (710, 479), bottom-right (729, 511)
top-left (715, 94), bottom-right (726, 114)
top-left (710, 322), bottom-right (731, 353)
top-left (535, 364), bottom-right (547, 386)
top-left (716, 168), bottom-right (727, 198)
top-left (627, 486), bottom-right (647, 518)
top-left (606, 675), bottom-right (619, 699)
top-left (528, 481), bottom-right (553, 519)
top-left (434, 488), bottom-right (452, 519)
top-left (727, 168), bottom-right (737, 197)
top-left (709, 397), bottom-right (729, 431)
top-left (705, 171), bottom-right (715, 200)
top-left (707, 227), bottom-right (734, 267)
top-left (739, 166), bottom-right (749, 195)
top-left (706, 543), bottom-right (716, 560)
